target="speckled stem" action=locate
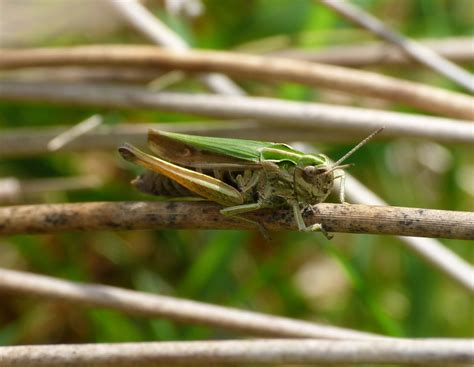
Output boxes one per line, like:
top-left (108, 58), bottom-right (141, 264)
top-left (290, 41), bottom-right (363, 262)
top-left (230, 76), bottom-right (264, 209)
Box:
top-left (0, 201), bottom-right (472, 239)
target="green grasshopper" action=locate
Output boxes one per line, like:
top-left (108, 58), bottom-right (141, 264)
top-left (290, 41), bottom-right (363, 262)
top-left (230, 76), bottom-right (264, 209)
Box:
top-left (118, 128), bottom-right (383, 238)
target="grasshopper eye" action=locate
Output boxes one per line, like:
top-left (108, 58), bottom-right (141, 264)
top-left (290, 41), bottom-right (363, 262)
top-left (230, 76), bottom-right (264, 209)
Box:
top-left (302, 165), bottom-right (329, 185)
top-left (303, 166), bottom-right (317, 177)
top-left (304, 166), bottom-right (327, 177)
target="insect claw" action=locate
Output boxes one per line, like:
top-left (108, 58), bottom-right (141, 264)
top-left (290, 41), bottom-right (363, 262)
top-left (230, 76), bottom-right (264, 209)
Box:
top-left (237, 216), bottom-right (271, 241)
top-left (302, 205), bottom-right (316, 216)
top-left (322, 227), bottom-right (334, 240)
top-left (258, 222), bottom-right (271, 241)
top-left (306, 223), bottom-right (333, 240)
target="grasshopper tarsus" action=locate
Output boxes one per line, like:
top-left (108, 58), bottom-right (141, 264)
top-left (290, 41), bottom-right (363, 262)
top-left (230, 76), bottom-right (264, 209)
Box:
top-left (302, 205), bottom-right (317, 216)
top-left (306, 223), bottom-right (333, 240)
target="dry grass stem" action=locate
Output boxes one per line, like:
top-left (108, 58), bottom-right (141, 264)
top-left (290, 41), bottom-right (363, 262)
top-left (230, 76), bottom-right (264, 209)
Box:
top-left (107, 0), bottom-right (244, 96)
top-left (2, 2), bottom-right (472, 364)
top-left (321, 0), bottom-right (474, 92)
top-left (0, 267), bottom-right (377, 340)
top-left (0, 339), bottom-right (472, 366)
top-left (0, 176), bottom-right (100, 203)
top-left (1, 46), bottom-right (473, 119)
top-left (0, 82), bottom-right (472, 143)
top-left (47, 114), bottom-right (103, 151)
top-left (0, 201), bottom-right (472, 239)
top-left (0, 122), bottom-right (381, 158)
top-left (0, 66), bottom-right (168, 84)
top-left (274, 36), bottom-right (474, 67)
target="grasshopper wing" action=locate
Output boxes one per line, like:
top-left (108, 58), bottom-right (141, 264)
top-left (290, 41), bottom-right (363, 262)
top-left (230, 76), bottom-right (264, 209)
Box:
top-left (148, 129), bottom-right (271, 169)
top-left (119, 143), bottom-right (244, 206)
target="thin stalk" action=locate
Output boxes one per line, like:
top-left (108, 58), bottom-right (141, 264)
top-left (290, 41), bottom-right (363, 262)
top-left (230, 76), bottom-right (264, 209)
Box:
top-left (321, 0), bottom-right (474, 92)
top-left (107, 0), bottom-right (244, 96)
top-left (273, 36), bottom-right (474, 67)
top-left (0, 339), bottom-right (471, 366)
top-left (0, 201), bottom-right (472, 239)
top-left (0, 122), bottom-right (360, 158)
top-left (1, 46), bottom-right (472, 119)
top-left (0, 267), bottom-right (378, 340)
top-left (0, 82), bottom-right (472, 144)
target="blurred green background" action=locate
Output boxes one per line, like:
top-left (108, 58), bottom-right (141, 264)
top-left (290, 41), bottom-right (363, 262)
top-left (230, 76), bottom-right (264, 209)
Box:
top-left (0, 0), bottom-right (473, 345)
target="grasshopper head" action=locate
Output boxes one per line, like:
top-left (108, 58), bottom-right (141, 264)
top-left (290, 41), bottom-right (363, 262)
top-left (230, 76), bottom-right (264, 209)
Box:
top-left (293, 127), bottom-right (384, 204)
top-left (294, 156), bottom-right (335, 204)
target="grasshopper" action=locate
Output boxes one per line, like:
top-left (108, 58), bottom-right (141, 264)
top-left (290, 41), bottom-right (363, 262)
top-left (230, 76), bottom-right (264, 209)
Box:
top-left (118, 128), bottom-right (383, 238)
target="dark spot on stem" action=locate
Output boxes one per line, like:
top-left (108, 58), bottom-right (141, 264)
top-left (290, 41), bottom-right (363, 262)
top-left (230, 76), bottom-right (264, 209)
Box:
top-left (104, 221), bottom-right (121, 229)
top-left (168, 214), bottom-right (178, 226)
top-left (45, 213), bottom-right (69, 226)
top-left (166, 202), bottom-right (178, 211)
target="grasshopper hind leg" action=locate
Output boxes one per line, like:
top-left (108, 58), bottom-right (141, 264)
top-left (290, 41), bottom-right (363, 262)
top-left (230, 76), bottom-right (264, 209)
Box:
top-left (220, 202), bottom-right (270, 240)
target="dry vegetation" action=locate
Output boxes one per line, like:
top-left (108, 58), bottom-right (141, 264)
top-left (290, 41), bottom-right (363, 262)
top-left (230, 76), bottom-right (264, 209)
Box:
top-left (0, 0), bottom-right (473, 365)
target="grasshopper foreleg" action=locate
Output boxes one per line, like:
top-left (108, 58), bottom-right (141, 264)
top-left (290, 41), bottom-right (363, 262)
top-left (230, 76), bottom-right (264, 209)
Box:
top-left (335, 170), bottom-right (346, 204)
top-left (334, 170), bottom-right (346, 204)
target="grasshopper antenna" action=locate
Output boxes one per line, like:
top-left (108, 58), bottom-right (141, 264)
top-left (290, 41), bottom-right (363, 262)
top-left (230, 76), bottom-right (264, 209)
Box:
top-left (324, 127), bottom-right (384, 175)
